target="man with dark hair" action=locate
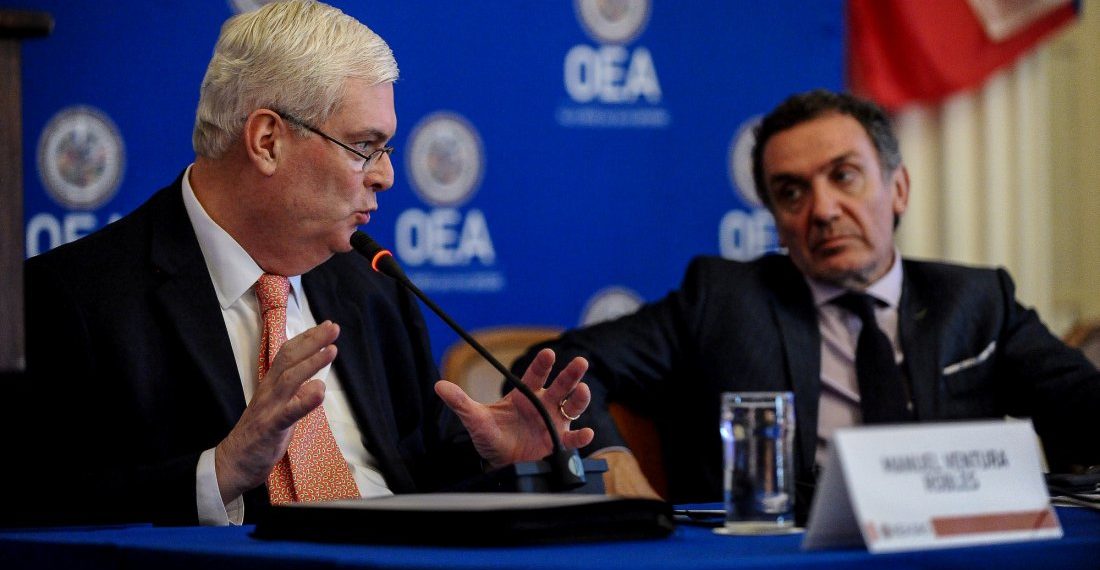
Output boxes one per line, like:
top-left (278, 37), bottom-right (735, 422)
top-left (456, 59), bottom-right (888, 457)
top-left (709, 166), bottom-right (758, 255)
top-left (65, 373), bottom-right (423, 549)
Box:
top-left (751, 89), bottom-right (902, 210)
top-left (515, 89), bottom-right (1100, 515)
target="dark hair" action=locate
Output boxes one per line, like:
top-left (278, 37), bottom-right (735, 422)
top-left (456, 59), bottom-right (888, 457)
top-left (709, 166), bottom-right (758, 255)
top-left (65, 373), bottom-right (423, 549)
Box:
top-left (750, 89), bottom-right (900, 209)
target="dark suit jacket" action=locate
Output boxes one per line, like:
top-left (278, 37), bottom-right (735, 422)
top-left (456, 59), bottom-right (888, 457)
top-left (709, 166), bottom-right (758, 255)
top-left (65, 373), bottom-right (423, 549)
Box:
top-left (516, 254), bottom-right (1100, 509)
top-left (16, 174), bottom-right (481, 526)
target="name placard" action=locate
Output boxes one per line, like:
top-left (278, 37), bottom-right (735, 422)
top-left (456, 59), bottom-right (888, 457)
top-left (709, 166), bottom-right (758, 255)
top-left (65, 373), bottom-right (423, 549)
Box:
top-left (802, 420), bottom-right (1061, 553)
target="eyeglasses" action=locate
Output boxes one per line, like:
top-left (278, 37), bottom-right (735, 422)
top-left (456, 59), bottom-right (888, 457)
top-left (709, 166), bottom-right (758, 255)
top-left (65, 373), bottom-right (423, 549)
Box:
top-left (277, 112), bottom-right (394, 172)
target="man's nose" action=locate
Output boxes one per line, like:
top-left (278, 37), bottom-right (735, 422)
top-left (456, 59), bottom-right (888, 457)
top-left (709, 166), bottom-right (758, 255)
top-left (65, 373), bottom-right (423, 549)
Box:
top-left (365, 152), bottom-right (394, 192)
top-left (809, 185), bottom-right (842, 223)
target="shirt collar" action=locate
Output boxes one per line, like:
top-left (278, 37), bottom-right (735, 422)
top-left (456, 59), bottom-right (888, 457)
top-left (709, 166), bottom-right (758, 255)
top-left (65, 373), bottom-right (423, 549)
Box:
top-left (805, 248), bottom-right (904, 309)
top-left (180, 164), bottom-right (304, 309)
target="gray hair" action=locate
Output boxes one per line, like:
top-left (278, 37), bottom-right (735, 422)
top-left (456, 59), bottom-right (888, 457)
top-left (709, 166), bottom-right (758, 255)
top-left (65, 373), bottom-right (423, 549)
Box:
top-left (193, 0), bottom-right (399, 158)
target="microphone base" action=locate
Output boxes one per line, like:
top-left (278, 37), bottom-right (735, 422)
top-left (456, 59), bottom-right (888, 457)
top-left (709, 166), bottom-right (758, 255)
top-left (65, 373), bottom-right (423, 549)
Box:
top-left (448, 458), bottom-right (608, 495)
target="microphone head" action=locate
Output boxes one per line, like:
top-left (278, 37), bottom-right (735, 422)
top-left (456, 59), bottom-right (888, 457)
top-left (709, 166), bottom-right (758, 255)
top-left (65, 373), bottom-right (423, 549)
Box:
top-left (350, 230), bottom-right (405, 279)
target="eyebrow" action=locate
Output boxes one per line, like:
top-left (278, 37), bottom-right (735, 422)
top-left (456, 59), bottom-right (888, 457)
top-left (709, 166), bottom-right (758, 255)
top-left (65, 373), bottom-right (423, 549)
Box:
top-left (345, 128), bottom-right (392, 143)
top-left (767, 151), bottom-right (861, 187)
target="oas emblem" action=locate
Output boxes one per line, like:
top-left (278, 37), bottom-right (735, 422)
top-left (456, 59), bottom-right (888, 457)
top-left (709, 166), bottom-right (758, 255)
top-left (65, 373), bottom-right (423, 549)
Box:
top-left (728, 115), bottom-right (763, 208)
top-left (580, 286), bottom-right (643, 326)
top-left (37, 106), bottom-right (125, 210)
top-left (574, 0), bottom-right (651, 45)
top-left (406, 112), bottom-right (484, 208)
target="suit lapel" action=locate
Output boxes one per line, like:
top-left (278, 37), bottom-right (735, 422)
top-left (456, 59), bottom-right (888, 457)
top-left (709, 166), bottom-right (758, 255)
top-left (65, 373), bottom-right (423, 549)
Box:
top-left (304, 263), bottom-right (415, 491)
top-left (897, 261), bottom-right (939, 420)
top-left (765, 260), bottom-right (822, 473)
top-left (149, 181), bottom-right (245, 432)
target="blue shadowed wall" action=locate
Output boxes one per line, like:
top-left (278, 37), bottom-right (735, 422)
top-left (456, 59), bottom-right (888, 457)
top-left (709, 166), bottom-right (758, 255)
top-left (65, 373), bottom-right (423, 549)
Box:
top-left (7, 0), bottom-right (844, 363)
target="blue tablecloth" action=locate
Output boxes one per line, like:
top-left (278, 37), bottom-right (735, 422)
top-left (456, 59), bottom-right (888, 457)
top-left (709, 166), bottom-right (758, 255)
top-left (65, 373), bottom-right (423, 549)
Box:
top-left (2, 506), bottom-right (1098, 570)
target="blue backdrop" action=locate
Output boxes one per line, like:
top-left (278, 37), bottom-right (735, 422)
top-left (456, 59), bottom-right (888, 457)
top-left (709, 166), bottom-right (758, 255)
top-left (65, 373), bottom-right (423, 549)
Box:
top-left (8, 0), bottom-right (844, 363)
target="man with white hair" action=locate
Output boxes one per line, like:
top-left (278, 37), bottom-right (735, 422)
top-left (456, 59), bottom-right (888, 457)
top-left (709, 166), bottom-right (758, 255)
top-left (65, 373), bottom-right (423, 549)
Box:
top-left (19, 0), bottom-right (592, 526)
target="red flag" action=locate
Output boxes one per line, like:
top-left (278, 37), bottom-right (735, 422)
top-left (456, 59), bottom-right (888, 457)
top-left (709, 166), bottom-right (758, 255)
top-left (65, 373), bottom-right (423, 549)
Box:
top-left (848, 0), bottom-right (1077, 110)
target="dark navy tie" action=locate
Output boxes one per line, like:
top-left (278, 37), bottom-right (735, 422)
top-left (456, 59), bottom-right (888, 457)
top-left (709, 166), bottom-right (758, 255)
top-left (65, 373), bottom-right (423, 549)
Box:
top-left (832, 292), bottom-right (913, 424)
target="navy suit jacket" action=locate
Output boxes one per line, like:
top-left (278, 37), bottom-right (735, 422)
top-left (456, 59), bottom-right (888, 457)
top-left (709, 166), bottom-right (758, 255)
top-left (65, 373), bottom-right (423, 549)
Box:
top-left (18, 174), bottom-right (480, 525)
top-left (517, 254), bottom-right (1100, 508)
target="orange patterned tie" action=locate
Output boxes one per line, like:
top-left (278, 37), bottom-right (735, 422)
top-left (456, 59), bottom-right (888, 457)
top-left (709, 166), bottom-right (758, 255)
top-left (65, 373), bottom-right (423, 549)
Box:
top-left (255, 274), bottom-right (360, 504)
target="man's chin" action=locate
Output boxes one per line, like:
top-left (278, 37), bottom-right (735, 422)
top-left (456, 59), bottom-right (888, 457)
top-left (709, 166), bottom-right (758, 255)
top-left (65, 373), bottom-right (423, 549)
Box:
top-left (811, 239), bottom-right (859, 258)
top-left (339, 222), bottom-right (371, 252)
top-left (334, 231), bottom-right (356, 254)
top-left (807, 257), bottom-right (875, 288)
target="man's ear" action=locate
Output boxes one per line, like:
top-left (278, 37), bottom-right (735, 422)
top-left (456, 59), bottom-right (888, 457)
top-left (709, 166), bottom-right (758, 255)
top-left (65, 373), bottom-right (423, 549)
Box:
top-left (891, 164), bottom-right (910, 217)
top-left (242, 109), bottom-right (283, 176)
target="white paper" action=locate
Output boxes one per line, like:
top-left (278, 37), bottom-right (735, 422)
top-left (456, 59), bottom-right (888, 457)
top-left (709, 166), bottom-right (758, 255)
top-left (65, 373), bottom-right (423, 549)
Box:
top-left (803, 420), bottom-right (1061, 553)
top-left (801, 445), bottom-right (863, 549)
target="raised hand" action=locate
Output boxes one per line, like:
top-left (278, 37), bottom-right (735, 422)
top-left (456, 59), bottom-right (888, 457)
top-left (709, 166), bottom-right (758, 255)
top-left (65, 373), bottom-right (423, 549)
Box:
top-left (435, 348), bottom-right (595, 470)
top-left (213, 321), bottom-right (340, 503)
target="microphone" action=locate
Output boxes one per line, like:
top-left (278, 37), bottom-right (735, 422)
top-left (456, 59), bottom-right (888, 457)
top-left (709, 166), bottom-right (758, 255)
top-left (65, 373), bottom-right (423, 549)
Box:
top-left (349, 230), bottom-right (586, 492)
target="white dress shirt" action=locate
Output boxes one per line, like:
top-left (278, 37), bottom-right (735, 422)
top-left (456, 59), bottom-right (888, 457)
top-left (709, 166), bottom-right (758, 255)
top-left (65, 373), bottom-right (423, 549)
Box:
top-left (180, 166), bottom-right (392, 526)
top-left (806, 252), bottom-right (905, 466)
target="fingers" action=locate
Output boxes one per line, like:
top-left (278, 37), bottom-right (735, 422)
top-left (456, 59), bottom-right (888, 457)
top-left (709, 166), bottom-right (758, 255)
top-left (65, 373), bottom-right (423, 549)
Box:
top-left (272, 345), bottom-right (337, 401)
top-left (264, 322), bottom-right (340, 423)
top-left (215, 322), bottom-right (341, 500)
top-left (544, 356), bottom-right (589, 406)
top-left (518, 350), bottom-right (589, 399)
top-left (558, 381), bottom-right (591, 421)
top-left (561, 426), bottom-right (594, 449)
top-left (435, 380), bottom-right (478, 422)
top-left (519, 348), bottom-right (556, 392)
top-left (514, 351), bottom-right (592, 426)
top-left (269, 321), bottom-right (339, 383)
top-left (284, 379), bottom-right (326, 423)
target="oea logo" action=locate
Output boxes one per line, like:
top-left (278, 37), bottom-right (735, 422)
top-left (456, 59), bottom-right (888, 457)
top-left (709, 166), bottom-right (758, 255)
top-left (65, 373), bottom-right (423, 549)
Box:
top-left (398, 112), bottom-right (495, 267)
top-left (564, 45), bottom-right (660, 104)
top-left (564, 0), bottom-right (661, 105)
top-left (719, 117), bottom-right (777, 261)
top-left (28, 106), bottom-right (125, 256)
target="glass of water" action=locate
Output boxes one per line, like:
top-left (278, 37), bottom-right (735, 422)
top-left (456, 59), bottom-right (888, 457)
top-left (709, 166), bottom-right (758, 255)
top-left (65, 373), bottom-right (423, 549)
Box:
top-left (719, 391), bottom-right (796, 534)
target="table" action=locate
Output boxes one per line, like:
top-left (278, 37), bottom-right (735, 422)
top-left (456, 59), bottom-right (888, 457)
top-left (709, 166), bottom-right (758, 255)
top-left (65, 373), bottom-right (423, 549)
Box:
top-left (2, 506), bottom-right (1098, 569)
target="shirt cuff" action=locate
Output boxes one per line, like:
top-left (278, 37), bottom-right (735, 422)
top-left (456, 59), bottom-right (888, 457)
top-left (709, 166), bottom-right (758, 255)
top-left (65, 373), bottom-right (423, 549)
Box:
top-left (588, 445), bottom-right (633, 457)
top-left (197, 447), bottom-right (244, 526)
